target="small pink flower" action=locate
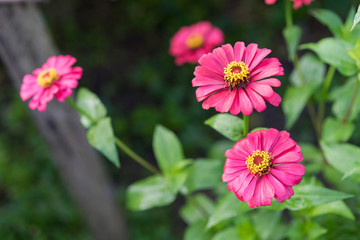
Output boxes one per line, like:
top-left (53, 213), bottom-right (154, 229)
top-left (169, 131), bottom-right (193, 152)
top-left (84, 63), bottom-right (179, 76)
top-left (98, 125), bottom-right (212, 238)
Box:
top-left (20, 55), bottom-right (83, 111)
top-left (192, 42), bottom-right (283, 115)
top-left (223, 128), bottom-right (304, 207)
top-left (265, 0), bottom-right (314, 9)
top-left (169, 21), bottom-right (224, 65)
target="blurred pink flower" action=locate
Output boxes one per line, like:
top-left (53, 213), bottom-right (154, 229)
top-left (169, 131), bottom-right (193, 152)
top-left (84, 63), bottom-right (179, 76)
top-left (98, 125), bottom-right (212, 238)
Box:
top-left (192, 42), bottom-right (283, 116)
top-left (265, 0), bottom-right (314, 9)
top-left (169, 21), bottom-right (224, 65)
top-left (223, 128), bottom-right (304, 207)
top-left (20, 55), bottom-right (83, 112)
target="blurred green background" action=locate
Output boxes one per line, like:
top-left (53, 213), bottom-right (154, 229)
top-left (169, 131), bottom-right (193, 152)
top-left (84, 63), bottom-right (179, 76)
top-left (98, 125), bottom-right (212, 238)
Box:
top-left (0, 0), bottom-right (358, 239)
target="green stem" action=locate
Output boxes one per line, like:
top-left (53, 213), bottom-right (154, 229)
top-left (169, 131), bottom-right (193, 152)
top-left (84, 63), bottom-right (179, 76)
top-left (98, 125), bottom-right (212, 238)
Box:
top-left (285, 0), bottom-right (293, 28)
top-left (114, 137), bottom-right (161, 175)
top-left (186, 194), bottom-right (208, 219)
top-left (318, 66), bottom-right (336, 131)
top-left (67, 97), bottom-right (161, 175)
top-left (243, 115), bottom-right (249, 137)
top-left (343, 77), bottom-right (360, 124)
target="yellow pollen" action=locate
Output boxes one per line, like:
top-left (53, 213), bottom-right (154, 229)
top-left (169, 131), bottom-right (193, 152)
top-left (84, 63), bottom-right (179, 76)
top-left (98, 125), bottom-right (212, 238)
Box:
top-left (186, 33), bottom-right (204, 49)
top-left (224, 61), bottom-right (250, 89)
top-left (37, 68), bottom-right (59, 88)
top-left (246, 150), bottom-right (272, 176)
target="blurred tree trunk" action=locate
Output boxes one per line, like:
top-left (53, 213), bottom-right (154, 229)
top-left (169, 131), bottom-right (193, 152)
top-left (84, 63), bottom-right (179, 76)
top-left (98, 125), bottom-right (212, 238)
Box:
top-left (0, 3), bottom-right (128, 240)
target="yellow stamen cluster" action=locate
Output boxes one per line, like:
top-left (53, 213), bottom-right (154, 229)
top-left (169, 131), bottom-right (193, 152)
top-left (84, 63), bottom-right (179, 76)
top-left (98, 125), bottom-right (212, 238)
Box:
top-left (186, 33), bottom-right (204, 49)
top-left (224, 61), bottom-right (250, 90)
top-left (246, 150), bottom-right (272, 176)
top-left (37, 68), bottom-right (59, 88)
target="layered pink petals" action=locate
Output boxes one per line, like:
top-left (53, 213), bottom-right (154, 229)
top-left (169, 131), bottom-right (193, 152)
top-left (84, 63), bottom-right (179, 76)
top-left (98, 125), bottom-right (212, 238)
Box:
top-left (192, 42), bottom-right (283, 115)
top-left (223, 129), bottom-right (304, 207)
top-left (169, 21), bottom-right (224, 65)
top-left (264, 0), bottom-right (314, 9)
top-left (20, 55), bottom-right (83, 112)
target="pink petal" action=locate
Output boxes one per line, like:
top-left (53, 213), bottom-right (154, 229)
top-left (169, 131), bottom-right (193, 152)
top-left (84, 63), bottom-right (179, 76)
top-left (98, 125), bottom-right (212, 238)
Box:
top-left (249, 48), bottom-right (272, 71)
top-left (215, 90), bottom-right (237, 113)
top-left (248, 82), bottom-right (274, 98)
top-left (242, 177), bottom-right (258, 201)
top-left (221, 44), bottom-right (235, 63)
top-left (250, 58), bottom-right (283, 81)
top-left (192, 76), bottom-right (225, 87)
top-left (247, 131), bottom-right (262, 150)
top-left (194, 66), bottom-right (224, 80)
top-left (263, 92), bottom-right (282, 107)
top-left (245, 88), bottom-right (266, 112)
top-left (274, 163), bottom-right (305, 176)
top-left (265, 0), bottom-right (277, 5)
top-left (198, 52), bottom-right (224, 75)
top-left (267, 174), bottom-right (287, 199)
top-left (244, 43), bottom-right (258, 67)
top-left (229, 90), bottom-right (241, 115)
top-left (253, 78), bottom-right (281, 87)
top-left (248, 175), bottom-right (274, 207)
top-left (234, 173), bottom-right (255, 201)
top-left (202, 89), bottom-right (228, 109)
top-left (273, 151), bottom-right (303, 164)
top-left (212, 47), bottom-right (229, 69)
top-left (275, 185), bottom-right (294, 202)
top-left (234, 42), bottom-right (245, 62)
top-left (226, 170), bottom-right (251, 192)
top-left (261, 128), bottom-right (280, 152)
top-left (238, 88), bottom-right (253, 115)
top-left (270, 169), bottom-right (302, 186)
top-left (195, 85), bottom-right (224, 102)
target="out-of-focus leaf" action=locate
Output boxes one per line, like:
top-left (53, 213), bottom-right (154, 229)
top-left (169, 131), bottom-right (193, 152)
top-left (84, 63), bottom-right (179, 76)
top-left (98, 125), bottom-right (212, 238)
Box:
top-left (283, 25), bottom-right (302, 60)
top-left (321, 141), bottom-right (360, 180)
top-left (309, 200), bottom-right (355, 220)
top-left (311, 9), bottom-right (343, 38)
top-left (351, 4), bottom-right (360, 31)
top-left (87, 117), bottom-right (119, 167)
top-left (180, 194), bottom-right (215, 225)
top-left (153, 125), bottom-right (184, 174)
top-left (322, 117), bottom-right (354, 143)
top-left (251, 210), bottom-right (282, 240)
top-left (299, 143), bottom-right (323, 174)
top-left (207, 193), bottom-right (250, 228)
top-left (184, 221), bottom-right (212, 240)
top-left (342, 164), bottom-right (360, 180)
top-left (330, 77), bottom-right (360, 121)
top-left (301, 38), bottom-right (357, 76)
top-left (234, 214), bottom-right (257, 240)
top-left (208, 140), bottom-right (234, 160)
top-left (205, 113), bottom-right (243, 141)
top-left (185, 158), bottom-right (223, 192)
top-left (285, 184), bottom-right (353, 210)
top-left (349, 40), bottom-right (360, 69)
top-left (282, 85), bottom-right (314, 129)
top-left (308, 221), bottom-right (328, 240)
top-left (126, 175), bottom-right (177, 211)
top-left (287, 219), bottom-right (327, 240)
top-left (290, 53), bottom-right (325, 87)
top-left (76, 88), bottom-right (107, 128)
top-left (212, 227), bottom-right (240, 240)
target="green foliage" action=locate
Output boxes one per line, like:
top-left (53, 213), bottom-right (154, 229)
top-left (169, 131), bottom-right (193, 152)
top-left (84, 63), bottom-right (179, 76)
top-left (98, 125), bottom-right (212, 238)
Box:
top-left (283, 25), bottom-right (302, 61)
top-left (87, 117), bottom-right (120, 167)
top-left (204, 113), bottom-right (244, 141)
top-left (321, 117), bottom-right (354, 142)
top-left (311, 9), bottom-right (344, 38)
top-left (309, 200), bottom-right (355, 220)
top-left (180, 194), bottom-right (215, 224)
top-left (212, 227), bottom-right (241, 240)
top-left (351, 5), bottom-right (360, 30)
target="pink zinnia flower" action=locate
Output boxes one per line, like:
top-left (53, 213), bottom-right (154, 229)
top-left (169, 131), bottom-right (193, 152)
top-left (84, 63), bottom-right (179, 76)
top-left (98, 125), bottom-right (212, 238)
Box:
top-left (223, 128), bottom-right (304, 207)
top-left (20, 55), bottom-right (83, 112)
top-left (192, 42), bottom-right (283, 115)
top-left (265, 0), bottom-right (314, 9)
top-left (169, 21), bottom-right (224, 65)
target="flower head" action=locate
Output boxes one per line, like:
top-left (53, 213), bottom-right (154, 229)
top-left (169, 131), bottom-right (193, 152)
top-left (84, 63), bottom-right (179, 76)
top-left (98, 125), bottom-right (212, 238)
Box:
top-left (223, 128), bottom-right (304, 207)
top-left (169, 21), bottom-right (224, 65)
top-left (265, 0), bottom-right (314, 9)
top-left (192, 42), bottom-right (283, 115)
top-left (20, 55), bottom-right (83, 111)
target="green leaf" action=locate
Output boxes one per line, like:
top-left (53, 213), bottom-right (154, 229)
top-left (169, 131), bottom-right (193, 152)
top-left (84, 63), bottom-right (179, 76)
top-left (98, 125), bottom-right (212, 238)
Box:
top-left (180, 194), bottom-right (215, 224)
top-left (153, 125), bottom-right (184, 174)
top-left (208, 140), bottom-right (234, 160)
top-left (205, 113), bottom-right (243, 141)
top-left (212, 227), bottom-right (241, 240)
top-left (251, 210), bottom-right (282, 240)
top-left (342, 164), bottom-right (360, 180)
top-left (349, 39), bottom-right (360, 68)
top-left (184, 221), bottom-right (212, 240)
top-left (299, 143), bottom-right (323, 174)
top-left (290, 53), bottom-right (325, 87)
top-left (282, 86), bottom-right (314, 129)
top-left (285, 184), bottom-right (353, 210)
top-left (207, 193), bottom-right (250, 228)
top-left (311, 9), bottom-right (343, 38)
top-left (301, 38), bottom-right (357, 76)
top-left (283, 25), bottom-right (302, 60)
top-left (321, 117), bottom-right (355, 143)
top-left (87, 117), bottom-right (119, 167)
top-left (185, 159), bottom-right (223, 193)
top-left (126, 175), bottom-right (177, 210)
top-left (321, 141), bottom-right (360, 180)
top-left (309, 200), bottom-right (355, 220)
top-left (330, 77), bottom-right (360, 121)
top-left (351, 4), bottom-right (360, 31)
top-left (76, 88), bottom-right (107, 128)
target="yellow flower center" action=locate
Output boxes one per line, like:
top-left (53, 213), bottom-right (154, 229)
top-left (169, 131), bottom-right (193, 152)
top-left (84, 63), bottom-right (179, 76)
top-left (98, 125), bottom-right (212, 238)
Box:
top-left (224, 61), bottom-right (250, 90)
top-left (37, 68), bottom-right (59, 88)
top-left (246, 150), bottom-right (272, 176)
top-left (186, 33), bottom-right (204, 49)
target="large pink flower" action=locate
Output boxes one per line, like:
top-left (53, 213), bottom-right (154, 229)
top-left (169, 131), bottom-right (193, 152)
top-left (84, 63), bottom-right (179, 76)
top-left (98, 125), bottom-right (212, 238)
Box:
top-left (223, 128), bottom-right (304, 207)
top-left (192, 42), bottom-right (283, 115)
top-left (20, 55), bottom-right (83, 111)
top-left (265, 0), bottom-right (314, 9)
top-left (169, 21), bottom-right (224, 65)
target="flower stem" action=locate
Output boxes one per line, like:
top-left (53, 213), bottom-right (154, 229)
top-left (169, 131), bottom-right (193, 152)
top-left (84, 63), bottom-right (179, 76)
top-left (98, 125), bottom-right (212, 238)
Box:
top-left (343, 76), bottom-right (360, 124)
top-left (67, 97), bottom-right (161, 175)
top-left (243, 115), bottom-right (249, 137)
top-left (318, 66), bottom-right (336, 130)
top-left (114, 137), bottom-right (161, 175)
top-left (285, 0), bottom-right (293, 28)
